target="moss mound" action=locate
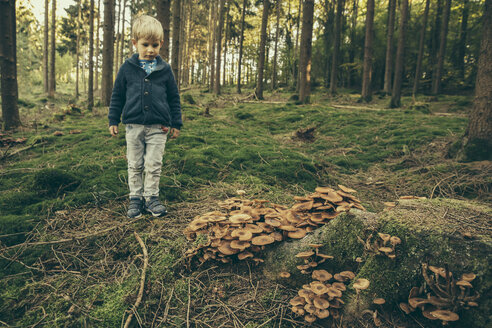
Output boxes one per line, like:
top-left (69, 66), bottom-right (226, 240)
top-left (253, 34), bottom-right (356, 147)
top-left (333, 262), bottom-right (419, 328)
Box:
top-left (32, 168), bottom-right (80, 195)
top-left (262, 198), bottom-right (491, 327)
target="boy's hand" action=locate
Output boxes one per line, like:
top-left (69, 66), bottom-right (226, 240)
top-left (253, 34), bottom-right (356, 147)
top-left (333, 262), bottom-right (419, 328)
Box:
top-left (109, 125), bottom-right (118, 136)
top-left (169, 128), bottom-right (180, 139)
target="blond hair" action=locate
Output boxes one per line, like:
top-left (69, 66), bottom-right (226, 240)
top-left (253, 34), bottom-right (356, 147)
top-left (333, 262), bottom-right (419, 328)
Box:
top-left (132, 15), bottom-right (164, 41)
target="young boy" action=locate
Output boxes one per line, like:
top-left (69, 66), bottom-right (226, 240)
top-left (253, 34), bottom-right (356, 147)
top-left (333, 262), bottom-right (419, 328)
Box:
top-left (108, 15), bottom-right (182, 218)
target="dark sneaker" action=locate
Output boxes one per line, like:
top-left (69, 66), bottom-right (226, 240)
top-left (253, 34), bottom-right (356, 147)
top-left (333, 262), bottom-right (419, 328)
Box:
top-left (127, 197), bottom-right (143, 218)
top-left (145, 196), bottom-right (168, 217)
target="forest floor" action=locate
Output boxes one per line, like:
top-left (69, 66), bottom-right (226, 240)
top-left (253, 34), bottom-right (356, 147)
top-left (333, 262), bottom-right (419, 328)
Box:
top-left (0, 84), bottom-right (490, 327)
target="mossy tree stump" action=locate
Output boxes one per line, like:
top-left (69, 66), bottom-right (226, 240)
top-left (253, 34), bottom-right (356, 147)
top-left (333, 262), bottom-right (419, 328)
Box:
top-left (262, 199), bottom-right (491, 327)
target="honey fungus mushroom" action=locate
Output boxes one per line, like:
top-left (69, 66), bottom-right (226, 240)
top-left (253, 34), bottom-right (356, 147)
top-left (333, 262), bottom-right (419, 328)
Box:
top-left (353, 278), bottom-right (370, 291)
top-left (312, 270), bottom-right (333, 282)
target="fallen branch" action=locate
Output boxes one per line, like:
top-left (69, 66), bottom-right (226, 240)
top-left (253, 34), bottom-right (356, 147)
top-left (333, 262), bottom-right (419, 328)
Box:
top-left (123, 232), bottom-right (149, 328)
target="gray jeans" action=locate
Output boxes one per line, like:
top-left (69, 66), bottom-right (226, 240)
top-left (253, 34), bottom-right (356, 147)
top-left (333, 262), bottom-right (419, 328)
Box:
top-left (125, 124), bottom-right (168, 198)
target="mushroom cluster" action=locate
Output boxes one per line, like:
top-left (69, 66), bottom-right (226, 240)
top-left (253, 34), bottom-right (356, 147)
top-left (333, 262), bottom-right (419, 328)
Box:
top-left (399, 263), bottom-right (479, 325)
top-left (287, 245), bottom-right (359, 323)
top-left (183, 185), bottom-right (363, 265)
top-left (359, 232), bottom-right (401, 259)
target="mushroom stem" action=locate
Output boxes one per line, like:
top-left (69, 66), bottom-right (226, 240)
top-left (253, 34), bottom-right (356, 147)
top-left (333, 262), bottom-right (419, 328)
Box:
top-left (422, 264), bottom-right (449, 299)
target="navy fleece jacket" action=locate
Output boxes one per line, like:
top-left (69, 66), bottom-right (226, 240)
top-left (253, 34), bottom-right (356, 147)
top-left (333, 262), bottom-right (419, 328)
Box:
top-left (108, 54), bottom-right (182, 129)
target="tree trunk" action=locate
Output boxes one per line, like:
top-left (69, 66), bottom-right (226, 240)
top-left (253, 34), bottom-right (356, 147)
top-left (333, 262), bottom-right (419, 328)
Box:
top-left (223, 4), bottom-right (230, 86)
top-left (329, 0), bottom-right (344, 95)
top-left (101, 0), bottom-right (115, 106)
top-left (171, 0), bottom-right (181, 89)
top-left (88, 0), bottom-right (95, 110)
top-left (298, 0), bottom-right (315, 103)
top-left (43, 0), bottom-right (49, 93)
top-left (463, 0), bottom-right (492, 161)
top-left (294, 0), bottom-right (302, 91)
top-left (157, 0), bottom-right (171, 61)
top-left (185, 0), bottom-right (193, 85)
top-left (412, 0), bottom-right (430, 98)
top-left (95, 0), bottom-right (100, 91)
top-left (457, 0), bottom-right (469, 79)
top-left (348, 0), bottom-right (358, 88)
top-left (76, 0), bottom-right (81, 98)
top-left (430, 0), bottom-right (443, 83)
top-left (49, 0), bottom-right (56, 97)
top-left (119, 0), bottom-right (126, 67)
top-left (114, 0), bottom-right (121, 73)
top-left (390, 0), bottom-right (409, 108)
top-left (361, 0), bottom-right (374, 102)
top-left (237, 0), bottom-right (247, 93)
top-left (272, 0), bottom-right (280, 90)
top-left (178, 0), bottom-right (186, 85)
top-left (431, 0), bottom-right (451, 95)
top-left (255, 0), bottom-right (270, 100)
top-left (383, 0), bottom-right (396, 95)
top-left (209, 0), bottom-right (216, 91)
top-left (214, 0), bottom-right (226, 94)
top-left (0, 0), bottom-right (21, 129)
top-left (322, 0), bottom-right (334, 88)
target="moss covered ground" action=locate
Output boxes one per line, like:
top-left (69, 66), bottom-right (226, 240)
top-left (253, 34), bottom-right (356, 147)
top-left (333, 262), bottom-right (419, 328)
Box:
top-left (0, 85), bottom-right (490, 327)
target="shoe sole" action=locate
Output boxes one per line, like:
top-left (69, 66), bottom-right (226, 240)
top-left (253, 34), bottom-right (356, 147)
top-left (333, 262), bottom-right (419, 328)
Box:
top-left (146, 209), bottom-right (168, 217)
top-left (128, 213), bottom-right (142, 219)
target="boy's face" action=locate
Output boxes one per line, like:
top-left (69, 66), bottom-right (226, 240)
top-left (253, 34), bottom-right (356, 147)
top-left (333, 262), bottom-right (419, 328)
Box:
top-left (132, 38), bottom-right (163, 60)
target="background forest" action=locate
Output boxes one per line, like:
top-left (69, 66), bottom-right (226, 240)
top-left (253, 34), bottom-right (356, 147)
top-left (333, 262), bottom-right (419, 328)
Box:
top-left (0, 0), bottom-right (491, 327)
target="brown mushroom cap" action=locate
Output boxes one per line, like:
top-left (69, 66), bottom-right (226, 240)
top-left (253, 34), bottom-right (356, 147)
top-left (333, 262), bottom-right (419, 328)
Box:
top-left (312, 270), bottom-right (333, 282)
top-left (313, 296), bottom-right (330, 309)
top-left (296, 250), bottom-right (315, 258)
top-left (304, 303), bottom-right (317, 314)
top-left (288, 228), bottom-right (307, 239)
top-left (229, 213), bottom-right (253, 224)
top-left (315, 186), bottom-right (335, 193)
top-left (321, 191), bottom-right (344, 203)
top-left (373, 298), bottom-right (386, 305)
top-left (264, 217), bottom-right (282, 227)
top-left (310, 281), bottom-right (329, 295)
top-left (291, 305), bottom-right (305, 316)
top-left (353, 278), bottom-right (370, 291)
top-left (422, 310), bottom-right (439, 320)
top-left (231, 229), bottom-right (253, 241)
top-left (331, 282), bottom-right (347, 291)
top-left (326, 287), bottom-right (343, 298)
top-left (244, 223), bottom-right (263, 233)
top-left (290, 296), bottom-right (306, 307)
top-left (237, 251), bottom-right (254, 260)
top-left (317, 253), bottom-right (334, 259)
top-left (279, 271), bottom-right (291, 278)
top-left (379, 246), bottom-right (393, 253)
top-left (338, 184), bottom-right (357, 193)
top-left (315, 308), bottom-right (330, 319)
top-left (309, 243), bottom-right (323, 249)
top-left (399, 302), bottom-right (413, 314)
top-left (461, 273), bottom-right (476, 282)
top-left (456, 280), bottom-right (473, 288)
top-left (251, 234), bottom-right (275, 246)
top-left (339, 271), bottom-right (355, 280)
top-left (378, 233), bottom-right (391, 242)
top-left (304, 314), bottom-right (317, 323)
top-left (430, 310), bottom-right (459, 322)
top-left (292, 201), bottom-right (314, 212)
top-left (230, 240), bottom-right (251, 250)
top-left (218, 242), bottom-right (240, 255)
top-left (390, 236), bottom-right (401, 245)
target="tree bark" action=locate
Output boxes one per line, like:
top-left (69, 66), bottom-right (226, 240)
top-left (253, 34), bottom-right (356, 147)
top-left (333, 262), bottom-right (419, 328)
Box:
top-left (412, 0), bottom-right (430, 98)
top-left (298, 0), bottom-right (315, 103)
top-left (237, 0), bottom-right (247, 93)
top-left (43, 0), bottom-right (49, 93)
top-left (348, 0), bottom-right (358, 88)
top-left (329, 0), bottom-right (344, 95)
top-left (272, 0), bottom-right (280, 90)
top-left (431, 0), bottom-right (451, 95)
top-left (255, 0), bottom-right (270, 100)
top-left (0, 0), bottom-right (21, 129)
top-left (214, 0), bottom-right (226, 94)
top-left (430, 0), bottom-right (443, 83)
top-left (119, 0), bottom-right (126, 67)
top-left (88, 0), bottom-right (95, 110)
top-left (95, 0), bottom-right (100, 91)
top-left (457, 0), bottom-right (469, 79)
top-left (49, 0), bottom-right (56, 97)
top-left (223, 4), bottom-right (229, 86)
top-left (157, 0), bottom-right (171, 61)
top-left (383, 0), bottom-right (396, 95)
top-left (463, 0), bottom-right (492, 161)
top-left (390, 0), bottom-right (409, 108)
top-left (76, 0), bottom-right (81, 98)
top-left (294, 0), bottom-right (302, 91)
top-left (209, 0), bottom-right (216, 91)
top-left (114, 0), bottom-right (121, 73)
top-left (171, 0), bottom-right (181, 89)
top-left (361, 0), bottom-right (374, 102)
top-left (185, 0), bottom-right (193, 85)
top-left (101, 0), bottom-right (115, 106)
top-left (178, 0), bottom-right (186, 85)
